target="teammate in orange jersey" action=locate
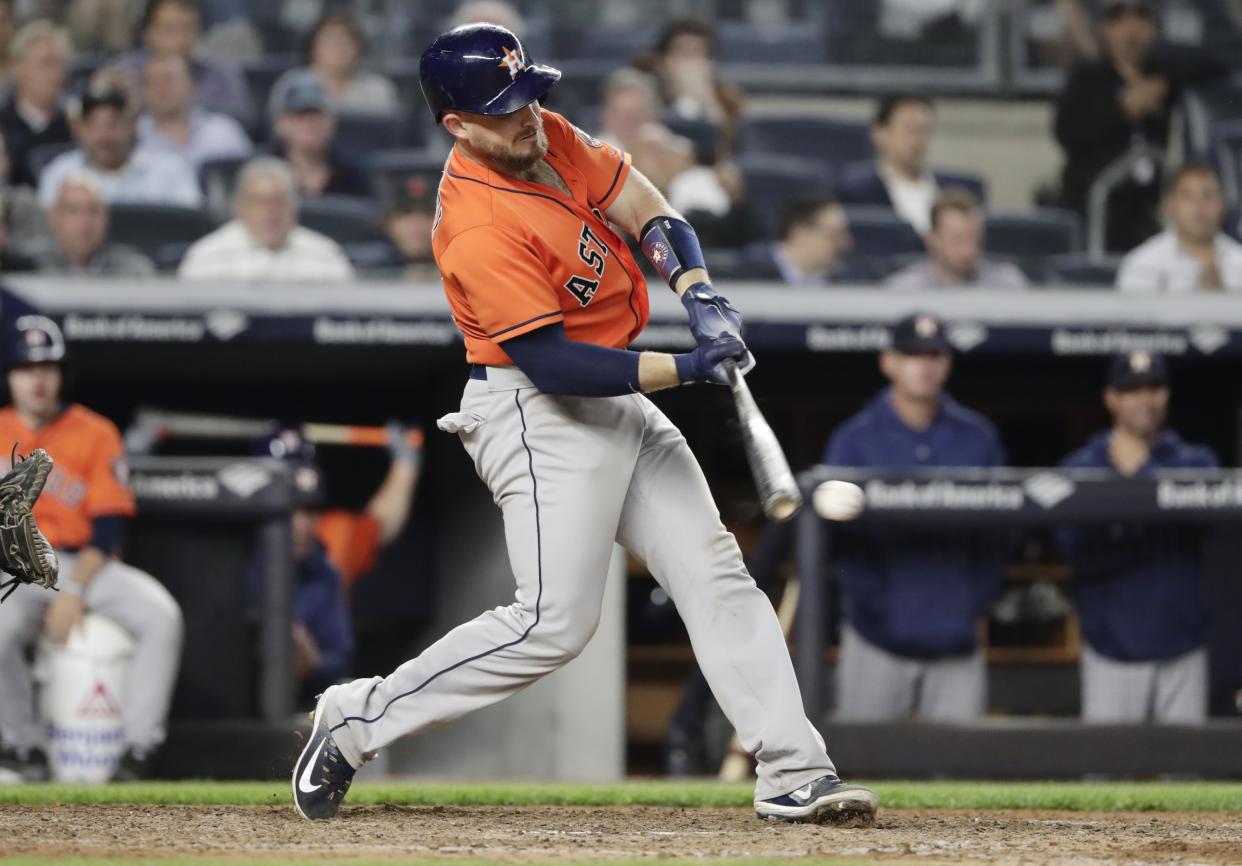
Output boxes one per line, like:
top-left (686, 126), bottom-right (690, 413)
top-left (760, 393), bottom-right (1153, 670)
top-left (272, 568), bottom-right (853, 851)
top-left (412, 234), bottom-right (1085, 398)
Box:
top-left (0, 316), bottom-right (182, 783)
top-left (294, 23), bottom-right (878, 826)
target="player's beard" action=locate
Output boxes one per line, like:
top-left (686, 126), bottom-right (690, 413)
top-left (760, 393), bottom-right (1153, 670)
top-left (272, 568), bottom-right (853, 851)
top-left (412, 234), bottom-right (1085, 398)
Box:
top-left (471, 123), bottom-right (549, 176)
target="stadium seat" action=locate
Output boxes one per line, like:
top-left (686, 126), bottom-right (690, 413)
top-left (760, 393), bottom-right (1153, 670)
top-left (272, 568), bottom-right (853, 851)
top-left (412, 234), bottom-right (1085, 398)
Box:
top-left (842, 205), bottom-right (924, 256)
top-left (106, 204), bottom-right (219, 261)
top-left (739, 115), bottom-right (872, 175)
top-left (335, 114), bottom-right (420, 155)
top-left (298, 196), bottom-right (385, 245)
top-left (242, 56), bottom-right (299, 115)
top-left (717, 21), bottom-right (828, 64)
top-left (1180, 70), bottom-right (1242, 157)
top-left (663, 116), bottom-right (721, 165)
top-left (1041, 253), bottom-right (1122, 288)
top-left (26, 142), bottom-right (76, 181)
top-left (368, 149), bottom-right (446, 207)
top-left (1212, 121), bottom-right (1242, 209)
top-left (734, 153), bottom-right (833, 237)
top-left (985, 208), bottom-right (1083, 260)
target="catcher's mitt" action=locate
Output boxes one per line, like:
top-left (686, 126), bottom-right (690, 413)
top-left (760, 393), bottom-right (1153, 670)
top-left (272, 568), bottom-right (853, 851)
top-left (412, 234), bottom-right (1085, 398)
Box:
top-left (0, 447), bottom-right (58, 603)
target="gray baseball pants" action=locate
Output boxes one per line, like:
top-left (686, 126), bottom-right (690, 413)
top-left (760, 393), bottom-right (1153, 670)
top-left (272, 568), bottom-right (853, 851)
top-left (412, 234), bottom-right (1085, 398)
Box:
top-left (0, 551), bottom-right (184, 751)
top-left (835, 624), bottom-right (986, 722)
top-left (325, 367), bottom-right (835, 799)
top-left (1081, 643), bottom-right (1208, 724)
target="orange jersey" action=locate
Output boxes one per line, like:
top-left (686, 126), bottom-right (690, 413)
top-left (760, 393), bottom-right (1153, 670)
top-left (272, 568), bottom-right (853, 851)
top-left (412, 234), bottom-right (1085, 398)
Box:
top-left (0, 404), bottom-right (135, 549)
top-left (315, 509), bottom-right (382, 588)
top-left (433, 109), bottom-right (649, 365)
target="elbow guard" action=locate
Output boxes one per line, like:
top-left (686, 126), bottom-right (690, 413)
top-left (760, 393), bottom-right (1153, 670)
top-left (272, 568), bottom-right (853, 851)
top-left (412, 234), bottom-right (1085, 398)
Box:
top-left (640, 216), bottom-right (707, 290)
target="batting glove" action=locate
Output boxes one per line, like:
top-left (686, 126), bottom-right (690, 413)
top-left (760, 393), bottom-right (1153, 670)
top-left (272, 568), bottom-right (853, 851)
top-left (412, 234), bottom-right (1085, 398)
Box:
top-left (681, 283), bottom-right (755, 374)
top-left (675, 335), bottom-right (750, 386)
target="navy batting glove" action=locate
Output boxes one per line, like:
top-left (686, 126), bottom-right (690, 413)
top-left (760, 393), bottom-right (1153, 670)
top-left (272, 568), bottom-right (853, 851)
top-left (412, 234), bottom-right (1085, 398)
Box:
top-left (675, 335), bottom-right (749, 386)
top-left (680, 282), bottom-right (755, 374)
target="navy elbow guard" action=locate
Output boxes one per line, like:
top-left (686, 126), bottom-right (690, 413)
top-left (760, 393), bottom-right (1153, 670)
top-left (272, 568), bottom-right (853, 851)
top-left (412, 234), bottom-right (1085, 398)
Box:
top-left (640, 216), bottom-right (706, 290)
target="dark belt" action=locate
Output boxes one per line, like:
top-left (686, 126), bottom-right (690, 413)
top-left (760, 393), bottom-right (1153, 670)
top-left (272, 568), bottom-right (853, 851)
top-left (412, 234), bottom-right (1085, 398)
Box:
top-left (469, 365), bottom-right (487, 381)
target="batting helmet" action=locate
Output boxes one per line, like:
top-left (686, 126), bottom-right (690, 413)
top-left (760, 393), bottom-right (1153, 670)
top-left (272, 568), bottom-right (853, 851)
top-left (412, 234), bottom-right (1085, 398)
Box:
top-left (5, 315), bottom-right (66, 368)
top-left (419, 23), bottom-right (561, 123)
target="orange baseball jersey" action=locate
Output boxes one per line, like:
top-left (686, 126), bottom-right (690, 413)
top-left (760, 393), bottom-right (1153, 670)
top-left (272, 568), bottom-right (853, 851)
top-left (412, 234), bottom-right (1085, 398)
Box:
top-left (433, 108), bottom-right (649, 365)
top-left (315, 509), bottom-right (382, 589)
top-left (0, 404), bottom-right (135, 549)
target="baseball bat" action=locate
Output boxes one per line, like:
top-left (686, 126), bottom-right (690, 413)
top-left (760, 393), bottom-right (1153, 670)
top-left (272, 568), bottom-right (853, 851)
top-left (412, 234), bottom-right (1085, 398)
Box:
top-left (719, 578), bottom-right (801, 781)
top-left (132, 408), bottom-right (425, 449)
top-left (722, 361), bottom-right (802, 522)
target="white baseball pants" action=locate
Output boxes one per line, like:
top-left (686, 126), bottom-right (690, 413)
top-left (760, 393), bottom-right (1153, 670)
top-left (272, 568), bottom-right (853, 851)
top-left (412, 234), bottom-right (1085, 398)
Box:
top-left (324, 366), bottom-right (836, 799)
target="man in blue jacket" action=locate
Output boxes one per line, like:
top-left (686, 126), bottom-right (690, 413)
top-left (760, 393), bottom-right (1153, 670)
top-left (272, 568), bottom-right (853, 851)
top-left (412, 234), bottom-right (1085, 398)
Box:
top-left (824, 312), bottom-right (1005, 721)
top-left (1060, 351), bottom-right (1215, 723)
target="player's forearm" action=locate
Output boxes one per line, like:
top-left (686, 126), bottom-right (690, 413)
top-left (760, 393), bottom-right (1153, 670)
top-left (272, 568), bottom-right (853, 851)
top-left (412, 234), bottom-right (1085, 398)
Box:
top-left (66, 545), bottom-right (108, 591)
top-left (365, 460), bottom-right (419, 545)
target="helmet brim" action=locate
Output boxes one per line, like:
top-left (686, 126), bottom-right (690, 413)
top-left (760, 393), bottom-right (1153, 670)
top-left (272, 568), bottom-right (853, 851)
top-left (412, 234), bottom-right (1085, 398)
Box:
top-left (473, 64), bottom-right (561, 118)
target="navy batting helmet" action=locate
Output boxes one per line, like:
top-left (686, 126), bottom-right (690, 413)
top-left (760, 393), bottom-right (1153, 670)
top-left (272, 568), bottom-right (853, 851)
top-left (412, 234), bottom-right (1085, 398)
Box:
top-left (5, 315), bottom-right (66, 368)
top-left (419, 23), bottom-right (561, 123)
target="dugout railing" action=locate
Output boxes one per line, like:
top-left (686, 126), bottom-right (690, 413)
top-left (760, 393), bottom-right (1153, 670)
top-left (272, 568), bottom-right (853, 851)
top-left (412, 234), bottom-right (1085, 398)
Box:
top-left (794, 466), bottom-right (1242, 722)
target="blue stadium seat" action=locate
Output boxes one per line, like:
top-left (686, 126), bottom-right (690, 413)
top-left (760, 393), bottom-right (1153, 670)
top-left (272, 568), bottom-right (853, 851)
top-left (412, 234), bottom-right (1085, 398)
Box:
top-left (734, 153), bottom-right (834, 237)
top-left (717, 21), bottom-right (828, 64)
top-left (335, 114), bottom-right (420, 155)
top-left (739, 115), bottom-right (872, 175)
top-left (368, 149), bottom-right (446, 210)
top-left (299, 196), bottom-right (385, 244)
top-left (1041, 253), bottom-right (1122, 288)
top-left (985, 209), bottom-right (1083, 257)
top-left (843, 205), bottom-right (924, 256)
top-left (106, 204), bottom-right (219, 261)
top-left (242, 56), bottom-right (299, 115)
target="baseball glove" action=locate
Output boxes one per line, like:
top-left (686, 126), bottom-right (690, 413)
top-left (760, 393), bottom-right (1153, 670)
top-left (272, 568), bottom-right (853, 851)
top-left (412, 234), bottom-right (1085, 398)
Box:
top-left (0, 448), bottom-right (58, 603)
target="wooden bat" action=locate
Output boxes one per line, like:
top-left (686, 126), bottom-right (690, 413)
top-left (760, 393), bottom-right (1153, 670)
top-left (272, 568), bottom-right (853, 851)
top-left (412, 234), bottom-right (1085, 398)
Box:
top-left (719, 578), bottom-right (801, 782)
top-left (132, 408), bottom-right (425, 449)
top-left (722, 361), bottom-right (802, 522)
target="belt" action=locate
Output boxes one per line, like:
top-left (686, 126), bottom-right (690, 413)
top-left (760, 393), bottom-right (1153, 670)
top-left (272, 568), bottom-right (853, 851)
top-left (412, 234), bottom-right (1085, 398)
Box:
top-left (469, 365), bottom-right (487, 381)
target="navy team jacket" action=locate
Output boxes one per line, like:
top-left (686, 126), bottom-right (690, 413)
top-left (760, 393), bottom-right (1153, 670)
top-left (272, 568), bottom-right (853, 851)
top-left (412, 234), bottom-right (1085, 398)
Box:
top-left (824, 389), bottom-right (1007, 659)
top-left (1059, 430), bottom-right (1217, 662)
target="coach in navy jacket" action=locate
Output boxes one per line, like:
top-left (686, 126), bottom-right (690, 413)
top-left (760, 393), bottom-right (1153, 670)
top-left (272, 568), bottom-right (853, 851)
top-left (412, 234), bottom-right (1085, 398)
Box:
top-left (824, 312), bottom-right (1005, 722)
top-left (1059, 350), bottom-right (1215, 723)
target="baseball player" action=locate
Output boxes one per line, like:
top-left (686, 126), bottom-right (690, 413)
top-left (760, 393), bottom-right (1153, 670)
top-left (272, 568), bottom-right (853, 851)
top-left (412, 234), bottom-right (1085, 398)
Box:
top-left (0, 316), bottom-right (183, 782)
top-left (293, 23), bottom-right (877, 825)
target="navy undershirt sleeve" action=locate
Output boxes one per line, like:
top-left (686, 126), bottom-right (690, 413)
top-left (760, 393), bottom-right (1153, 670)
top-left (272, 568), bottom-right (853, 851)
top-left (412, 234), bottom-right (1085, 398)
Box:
top-left (88, 515), bottom-right (127, 555)
top-left (501, 324), bottom-right (643, 396)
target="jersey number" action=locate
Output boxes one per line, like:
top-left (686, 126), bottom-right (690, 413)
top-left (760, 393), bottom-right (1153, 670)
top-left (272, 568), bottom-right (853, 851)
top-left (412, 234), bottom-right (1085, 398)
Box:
top-left (564, 223), bottom-right (610, 307)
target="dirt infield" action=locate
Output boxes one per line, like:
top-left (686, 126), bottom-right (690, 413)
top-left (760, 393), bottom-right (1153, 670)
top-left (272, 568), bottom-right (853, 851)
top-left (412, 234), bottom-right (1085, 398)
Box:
top-left (2, 804), bottom-right (1241, 864)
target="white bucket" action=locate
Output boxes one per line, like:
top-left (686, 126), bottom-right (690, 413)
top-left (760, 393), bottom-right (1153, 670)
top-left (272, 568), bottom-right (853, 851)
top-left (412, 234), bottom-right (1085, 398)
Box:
top-left (34, 614), bottom-right (135, 783)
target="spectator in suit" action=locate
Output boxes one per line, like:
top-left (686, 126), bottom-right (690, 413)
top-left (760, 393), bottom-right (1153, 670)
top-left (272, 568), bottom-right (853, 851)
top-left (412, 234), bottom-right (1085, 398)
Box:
top-left (736, 196), bottom-right (853, 286)
top-left (178, 156), bottom-right (353, 282)
top-left (634, 19), bottom-right (745, 153)
top-left (39, 85), bottom-right (202, 210)
top-left (838, 94), bottom-right (985, 235)
top-left (0, 21), bottom-right (73, 189)
top-left (0, 131), bottom-right (50, 256)
top-left (138, 53), bottom-right (251, 172)
top-left (886, 188), bottom-right (1028, 289)
top-left (111, 0), bottom-right (250, 121)
top-left (1054, 0), bottom-right (1226, 252)
top-left (268, 10), bottom-right (400, 119)
top-left (1117, 161), bottom-right (1242, 292)
top-left (824, 312), bottom-right (1006, 722)
top-left (35, 172), bottom-right (155, 276)
top-left (1059, 351), bottom-right (1215, 724)
top-left (269, 74), bottom-right (372, 201)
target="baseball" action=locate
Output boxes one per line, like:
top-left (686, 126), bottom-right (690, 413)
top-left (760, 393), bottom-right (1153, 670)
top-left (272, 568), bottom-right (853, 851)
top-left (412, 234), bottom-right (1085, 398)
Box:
top-left (813, 480), bottom-right (865, 521)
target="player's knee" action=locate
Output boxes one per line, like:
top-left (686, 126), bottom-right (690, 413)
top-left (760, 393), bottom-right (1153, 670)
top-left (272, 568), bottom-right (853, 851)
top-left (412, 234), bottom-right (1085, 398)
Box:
top-left (535, 613), bottom-right (600, 664)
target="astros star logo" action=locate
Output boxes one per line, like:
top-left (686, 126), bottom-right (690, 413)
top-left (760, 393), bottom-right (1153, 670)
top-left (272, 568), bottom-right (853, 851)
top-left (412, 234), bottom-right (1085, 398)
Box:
top-left (651, 242), bottom-right (669, 265)
top-left (498, 46), bottom-right (526, 80)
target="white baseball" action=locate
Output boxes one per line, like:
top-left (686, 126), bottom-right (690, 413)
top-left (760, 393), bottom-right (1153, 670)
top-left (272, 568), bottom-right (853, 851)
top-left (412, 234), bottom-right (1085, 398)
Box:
top-left (813, 480), bottom-right (865, 521)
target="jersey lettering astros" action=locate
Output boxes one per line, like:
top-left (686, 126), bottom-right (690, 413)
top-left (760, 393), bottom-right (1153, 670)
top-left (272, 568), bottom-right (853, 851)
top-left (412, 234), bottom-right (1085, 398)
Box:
top-left (433, 109), bottom-right (649, 365)
top-left (0, 404), bottom-right (135, 549)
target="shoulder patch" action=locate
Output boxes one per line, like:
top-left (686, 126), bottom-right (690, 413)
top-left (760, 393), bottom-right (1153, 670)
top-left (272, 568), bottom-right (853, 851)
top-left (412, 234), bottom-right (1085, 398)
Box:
top-left (573, 125), bottom-right (604, 148)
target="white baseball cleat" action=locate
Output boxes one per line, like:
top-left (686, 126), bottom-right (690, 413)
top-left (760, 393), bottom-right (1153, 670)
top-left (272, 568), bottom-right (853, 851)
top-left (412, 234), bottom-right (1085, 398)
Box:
top-left (755, 774), bottom-right (879, 825)
top-left (291, 686), bottom-right (356, 821)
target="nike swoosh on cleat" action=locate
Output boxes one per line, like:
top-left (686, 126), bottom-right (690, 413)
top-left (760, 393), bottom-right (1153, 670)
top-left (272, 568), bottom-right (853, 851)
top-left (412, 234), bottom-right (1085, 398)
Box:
top-left (791, 784), bottom-right (813, 800)
top-left (298, 740), bottom-right (326, 794)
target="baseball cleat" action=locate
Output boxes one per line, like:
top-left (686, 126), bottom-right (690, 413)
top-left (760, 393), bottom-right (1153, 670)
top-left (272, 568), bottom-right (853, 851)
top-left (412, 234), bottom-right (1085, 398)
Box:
top-left (292, 686), bottom-right (355, 821)
top-left (755, 774), bottom-right (878, 825)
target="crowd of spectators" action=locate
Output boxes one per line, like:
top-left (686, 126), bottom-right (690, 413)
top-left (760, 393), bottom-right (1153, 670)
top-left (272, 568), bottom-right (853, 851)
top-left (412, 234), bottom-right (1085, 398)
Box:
top-left (0, 1), bottom-right (1228, 291)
